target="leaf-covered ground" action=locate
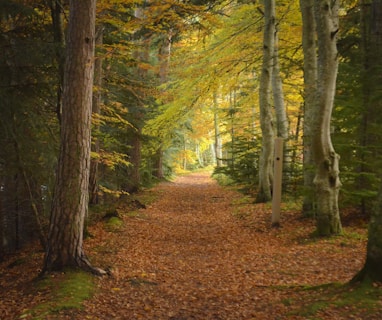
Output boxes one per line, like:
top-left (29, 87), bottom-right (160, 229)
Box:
top-left (1, 172), bottom-right (381, 319)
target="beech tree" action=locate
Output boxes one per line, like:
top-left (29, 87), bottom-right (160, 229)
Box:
top-left (311, 0), bottom-right (342, 235)
top-left (42, 0), bottom-right (105, 274)
top-left (256, 0), bottom-right (276, 203)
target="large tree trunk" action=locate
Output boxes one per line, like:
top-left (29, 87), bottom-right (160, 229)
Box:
top-left (43, 0), bottom-right (105, 275)
top-left (353, 0), bottom-right (382, 283)
top-left (353, 179), bottom-right (382, 282)
top-left (300, 0), bottom-right (317, 217)
top-left (256, 0), bottom-right (275, 203)
top-left (312, 0), bottom-right (342, 236)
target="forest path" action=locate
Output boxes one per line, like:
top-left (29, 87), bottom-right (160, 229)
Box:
top-left (76, 172), bottom-right (365, 319)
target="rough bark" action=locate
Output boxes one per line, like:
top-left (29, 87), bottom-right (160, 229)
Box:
top-left (43, 0), bottom-right (105, 275)
top-left (312, 0), bottom-right (342, 236)
top-left (353, 179), bottom-right (382, 282)
top-left (300, 0), bottom-right (317, 217)
top-left (256, 0), bottom-right (275, 203)
top-left (353, 0), bottom-right (382, 283)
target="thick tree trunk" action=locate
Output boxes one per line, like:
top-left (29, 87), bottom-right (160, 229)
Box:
top-left (312, 0), bottom-right (342, 236)
top-left (300, 0), bottom-right (317, 217)
top-left (353, 0), bottom-right (382, 283)
top-left (43, 0), bottom-right (105, 275)
top-left (353, 179), bottom-right (382, 282)
top-left (256, 0), bottom-right (275, 203)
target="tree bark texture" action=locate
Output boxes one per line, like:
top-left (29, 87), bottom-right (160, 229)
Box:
top-left (353, 179), bottom-right (382, 282)
top-left (43, 0), bottom-right (104, 274)
top-left (300, 0), bottom-right (317, 216)
top-left (312, 0), bottom-right (342, 235)
top-left (353, 0), bottom-right (382, 283)
top-left (256, 0), bottom-right (275, 203)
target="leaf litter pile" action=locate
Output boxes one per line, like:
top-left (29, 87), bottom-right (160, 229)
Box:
top-left (1, 172), bottom-right (381, 319)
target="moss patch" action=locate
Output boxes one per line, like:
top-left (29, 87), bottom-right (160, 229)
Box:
top-left (289, 281), bottom-right (382, 318)
top-left (21, 269), bottom-right (94, 319)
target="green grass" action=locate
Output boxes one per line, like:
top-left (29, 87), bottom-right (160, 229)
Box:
top-left (288, 280), bottom-right (382, 318)
top-left (21, 269), bottom-right (95, 319)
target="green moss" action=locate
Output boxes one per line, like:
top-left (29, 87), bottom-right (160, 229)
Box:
top-left (289, 281), bottom-right (382, 318)
top-left (21, 269), bottom-right (94, 319)
top-left (104, 216), bottom-right (124, 233)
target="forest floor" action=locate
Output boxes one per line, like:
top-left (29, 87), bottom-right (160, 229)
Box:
top-left (1, 172), bottom-right (382, 319)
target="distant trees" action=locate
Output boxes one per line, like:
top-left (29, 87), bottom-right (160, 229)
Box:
top-left (1, 0), bottom-right (382, 263)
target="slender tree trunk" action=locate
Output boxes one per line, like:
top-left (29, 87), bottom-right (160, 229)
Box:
top-left (272, 21), bottom-right (289, 193)
top-left (312, 0), bottom-right (342, 236)
top-left (256, 0), bottom-right (275, 203)
top-left (213, 93), bottom-right (223, 168)
top-left (43, 0), bottom-right (105, 275)
top-left (154, 30), bottom-right (173, 178)
top-left (300, 0), bottom-right (317, 217)
top-left (89, 26), bottom-right (104, 205)
top-left (272, 29), bottom-right (288, 140)
top-left (49, 0), bottom-right (65, 123)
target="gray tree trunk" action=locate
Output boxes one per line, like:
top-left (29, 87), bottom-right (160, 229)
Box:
top-left (312, 0), bottom-right (342, 236)
top-left (300, 0), bottom-right (317, 217)
top-left (214, 93), bottom-right (223, 167)
top-left (256, 0), bottom-right (275, 203)
top-left (89, 26), bottom-right (103, 205)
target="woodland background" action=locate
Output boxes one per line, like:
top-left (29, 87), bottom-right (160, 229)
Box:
top-left (0, 0), bottom-right (381, 275)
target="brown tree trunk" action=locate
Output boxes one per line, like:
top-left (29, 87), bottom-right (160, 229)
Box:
top-left (353, 0), bottom-right (382, 283)
top-left (43, 0), bottom-right (105, 275)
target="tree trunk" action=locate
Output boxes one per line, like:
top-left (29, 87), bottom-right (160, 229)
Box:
top-left (256, 0), bottom-right (275, 203)
top-left (300, 0), bottom-right (317, 217)
top-left (272, 29), bottom-right (288, 140)
top-left (213, 93), bottom-right (223, 167)
top-left (43, 0), bottom-right (105, 275)
top-left (312, 0), bottom-right (342, 236)
top-left (353, 0), bottom-right (382, 283)
top-left (49, 0), bottom-right (65, 123)
top-left (353, 178), bottom-right (382, 282)
top-left (89, 26), bottom-right (104, 205)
